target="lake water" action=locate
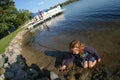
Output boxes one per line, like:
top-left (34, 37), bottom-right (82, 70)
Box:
top-left (25, 0), bottom-right (120, 67)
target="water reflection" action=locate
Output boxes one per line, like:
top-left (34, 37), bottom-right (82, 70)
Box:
top-left (39, 22), bottom-right (50, 32)
top-left (46, 13), bottom-right (65, 26)
top-left (31, 13), bottom-right (65, 52)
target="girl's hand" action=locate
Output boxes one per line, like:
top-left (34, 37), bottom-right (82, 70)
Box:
top-left (60, 65), bottom-right (66, 71)
top-left (97, 58), bottom-right (101, 62)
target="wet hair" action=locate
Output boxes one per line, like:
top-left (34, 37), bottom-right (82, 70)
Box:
top-left (69, 40), bottom-right (84, 53)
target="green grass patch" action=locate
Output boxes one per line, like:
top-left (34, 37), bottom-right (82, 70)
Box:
top-left (0, 27), bottom-right (24, 54)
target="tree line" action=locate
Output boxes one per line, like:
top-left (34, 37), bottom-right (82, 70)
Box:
top-left (50, 0), bottom-right (79, 9)
top-left (0, 0), bottom-right (31, 39)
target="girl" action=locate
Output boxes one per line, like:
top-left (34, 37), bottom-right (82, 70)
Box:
top-left (60, 40), bottom-right (101, 70)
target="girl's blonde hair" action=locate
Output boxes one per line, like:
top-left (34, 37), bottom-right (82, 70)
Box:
top-left (69, 40), bottom-right (84, 53)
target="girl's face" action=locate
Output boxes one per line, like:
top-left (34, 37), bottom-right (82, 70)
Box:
top-left (71, 44), bottom-right (80, 54)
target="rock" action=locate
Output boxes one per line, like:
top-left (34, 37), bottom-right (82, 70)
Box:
top-left (8, 46), bottom-right (13, 52)
top-left (4, 52), bottom-right (11, 59)
top-left (27, 68), bottom-right (38, 75)
top-left (50, 71), bottom-right (59, 80)
top-left (0, 74), bottom-right (5, 80)
top-left (26, 68), bottom-right (39, 79)
top-left (0, 55), bottom-right (5, 68)
top-left (38, 77), bottom-right (49, 80)
top-left (4, 71), bottom-right (14, 79)
top-left (3, 55), bottom-right (8, 63)
top-left (8, 54), bottom-right (18, 64)
top-left (13, 49), bottom-right (20, 55)
top-left (3, 63), bottom-right (10, 69)
top-left (0, 68), bottom-right (5, 75)
top-left (16, 55), bottom-right (26, 63)
top-left (10, 62), bottom-right (26, 72)
top-left (16, 69), bottom-right (27, 80)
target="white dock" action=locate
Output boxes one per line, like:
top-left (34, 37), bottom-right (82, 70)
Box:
top-left (26, 6), bottom-right (64, 30)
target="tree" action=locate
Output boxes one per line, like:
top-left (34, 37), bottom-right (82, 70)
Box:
top-left (15, 9), bottom-right (31, 27)
top-left (0, 0), bottom-right (31, 39)
top-left (0, 0), bottom-right (17, 38)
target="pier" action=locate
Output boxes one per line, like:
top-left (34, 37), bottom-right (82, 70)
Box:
top-left (25, 6), bottom-right (64, 30)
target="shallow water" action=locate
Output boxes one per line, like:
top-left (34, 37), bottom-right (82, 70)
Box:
top-left (23, 0), bottom-right (120, 70)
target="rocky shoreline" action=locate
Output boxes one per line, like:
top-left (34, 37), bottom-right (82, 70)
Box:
top-left (0, 29), bottom-right (59, 80)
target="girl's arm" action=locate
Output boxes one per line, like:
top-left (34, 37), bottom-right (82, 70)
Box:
top-left (60, 54), bottom-right (75, 71)
top-left (64, 54), bottom-right (75, 66)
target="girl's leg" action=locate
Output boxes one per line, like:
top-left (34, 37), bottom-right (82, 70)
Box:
top-left (88, 60), bottom-right (97, 68)
top-left (81, 61), bottom-right (88, 68)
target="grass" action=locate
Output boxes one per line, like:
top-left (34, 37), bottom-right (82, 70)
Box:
top-left (0, 27), bottom-right (24, 54)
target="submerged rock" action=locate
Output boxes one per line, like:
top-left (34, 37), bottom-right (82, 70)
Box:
top-left (91, 65), bottom-right (109, 80)
top-left (112, 67), bottom-right (120, 80)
